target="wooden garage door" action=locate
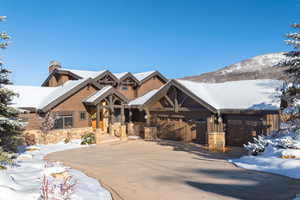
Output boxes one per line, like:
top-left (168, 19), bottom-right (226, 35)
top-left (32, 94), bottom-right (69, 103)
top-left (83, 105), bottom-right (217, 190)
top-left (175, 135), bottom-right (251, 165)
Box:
top-left (156, 118), bottom-right (207, 143)
top-left (225, 115), bottom-right (263, 146)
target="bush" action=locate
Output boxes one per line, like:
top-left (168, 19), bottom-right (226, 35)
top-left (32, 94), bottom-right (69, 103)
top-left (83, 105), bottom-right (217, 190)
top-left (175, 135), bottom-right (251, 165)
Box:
top-left (80, 133), bottom-right (95, 145)
top-left (64, 137), bottom-right (70, 144)
top-left (24, 133), bottom-right (36, 146)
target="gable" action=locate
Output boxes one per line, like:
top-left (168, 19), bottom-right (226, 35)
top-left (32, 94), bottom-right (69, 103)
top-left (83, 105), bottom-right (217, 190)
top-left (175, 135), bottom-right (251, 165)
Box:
top-left (142, 80), bottom-right (217, 113)
top-left (148, 85), bottom-right (212, 112)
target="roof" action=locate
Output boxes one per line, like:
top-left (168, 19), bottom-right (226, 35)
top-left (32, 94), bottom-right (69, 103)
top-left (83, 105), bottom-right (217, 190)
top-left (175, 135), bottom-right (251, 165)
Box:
top-left (38, 78), bottom-right (101, 111)
top-left (129, 89), bottom-right (160, 106)
top-left (133, 71), bottom-right (156, 81)
top-left (5, 85), bottom-right (56, 109)
top-left (175, 79), bottom-right (282, 110)
top-left (58, 68), bottom-right (106, 79)
top-left (84, 86), bottom-right (112, 103)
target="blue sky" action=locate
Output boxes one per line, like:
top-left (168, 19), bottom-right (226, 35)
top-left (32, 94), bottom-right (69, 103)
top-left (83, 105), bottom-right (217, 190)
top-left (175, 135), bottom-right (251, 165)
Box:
top-left (0, 0), bottom-right (299, 85)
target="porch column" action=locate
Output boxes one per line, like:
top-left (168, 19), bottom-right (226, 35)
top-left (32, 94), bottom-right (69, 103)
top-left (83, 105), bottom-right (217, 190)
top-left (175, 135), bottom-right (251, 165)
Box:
top-left (96, 104), bottom-right (100, 129)
top-left (145, 108), bottom-right (151, 126)
top-left (129, 108), bottom-right (132, 123)
top-left (121, 104), bottom-right (125, 125)
top-left (108, 108), bottom-right (114, 135)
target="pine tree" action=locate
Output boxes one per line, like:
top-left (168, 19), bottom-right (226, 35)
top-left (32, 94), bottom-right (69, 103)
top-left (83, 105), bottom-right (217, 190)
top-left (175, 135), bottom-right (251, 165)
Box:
top-left (280, 23), bottom-right (300, 118)
top-left (0, 16), bottom-right (22, 153)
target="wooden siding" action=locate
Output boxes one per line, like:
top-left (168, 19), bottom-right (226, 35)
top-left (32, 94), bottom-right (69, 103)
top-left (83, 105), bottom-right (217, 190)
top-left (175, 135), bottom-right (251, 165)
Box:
top-left (137, 75), bottom-right (165, 97)
top-left (51, 85), bottom-right (97, 128)
top-left (19, 113), bottom-right (42, 130)
top-left (117, 85), bottom-right (136, 101)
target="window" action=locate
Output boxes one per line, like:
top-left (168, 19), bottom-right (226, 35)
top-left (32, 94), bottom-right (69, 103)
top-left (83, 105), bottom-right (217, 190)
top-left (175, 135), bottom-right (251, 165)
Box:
top-left (121, 86), bottom-right (128, 91)
top-left (80, 111), bottom-right (86, 120)
top-left (54, 115), bottom-right (73, 129)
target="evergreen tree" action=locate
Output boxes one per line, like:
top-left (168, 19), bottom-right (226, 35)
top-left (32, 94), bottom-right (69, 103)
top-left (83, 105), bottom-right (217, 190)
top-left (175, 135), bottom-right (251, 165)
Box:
top-left (280, 23), bottom-right (300, 117)
top-left (0, 16), bottom-right (21, 153)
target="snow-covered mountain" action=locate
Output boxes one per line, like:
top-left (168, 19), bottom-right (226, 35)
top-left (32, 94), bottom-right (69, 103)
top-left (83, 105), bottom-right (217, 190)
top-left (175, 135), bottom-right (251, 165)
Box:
top-left (182, 52), bottom-right (289, 83)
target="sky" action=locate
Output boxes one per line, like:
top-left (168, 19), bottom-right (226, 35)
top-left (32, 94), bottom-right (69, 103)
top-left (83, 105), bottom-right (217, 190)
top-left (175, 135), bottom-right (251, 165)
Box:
top-left (0, 0), bottom-right (299, 85)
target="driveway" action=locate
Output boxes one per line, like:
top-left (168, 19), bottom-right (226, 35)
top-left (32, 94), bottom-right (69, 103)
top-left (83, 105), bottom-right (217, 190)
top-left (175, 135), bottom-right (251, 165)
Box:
top-left (46, 140), bottom-right (300, 200)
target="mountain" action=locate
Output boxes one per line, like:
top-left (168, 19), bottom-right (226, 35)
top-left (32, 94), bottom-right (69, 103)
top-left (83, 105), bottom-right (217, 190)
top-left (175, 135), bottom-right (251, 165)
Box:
top-left (182, 52), bottom-right (289, 83)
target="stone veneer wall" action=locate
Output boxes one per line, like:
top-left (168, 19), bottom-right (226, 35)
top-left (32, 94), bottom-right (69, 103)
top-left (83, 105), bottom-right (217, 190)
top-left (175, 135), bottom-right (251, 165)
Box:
top-left (23, 127), bottom-right (93, 144)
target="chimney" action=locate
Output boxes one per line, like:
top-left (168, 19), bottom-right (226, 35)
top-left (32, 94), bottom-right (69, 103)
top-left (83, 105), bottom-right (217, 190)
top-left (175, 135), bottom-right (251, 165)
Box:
top-left (48, 60), bottom-right (61, 73)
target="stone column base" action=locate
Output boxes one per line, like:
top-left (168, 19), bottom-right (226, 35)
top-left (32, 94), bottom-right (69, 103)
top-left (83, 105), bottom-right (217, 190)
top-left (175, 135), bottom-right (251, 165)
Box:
top-left (144, 127), bottom-right (157, 141)
top-left (208, 132), bottom-right (225, 152)
top-left (127, 122), bottom-right (135, 136)
top-left (120, 125), bottom-right (127, 141)
top-left (95, 129), bottom-right (102, 144)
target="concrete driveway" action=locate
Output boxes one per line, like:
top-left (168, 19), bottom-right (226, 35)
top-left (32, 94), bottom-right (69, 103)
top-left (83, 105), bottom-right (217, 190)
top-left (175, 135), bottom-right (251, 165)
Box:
top-left (46, 140), bottom-right (300, 200)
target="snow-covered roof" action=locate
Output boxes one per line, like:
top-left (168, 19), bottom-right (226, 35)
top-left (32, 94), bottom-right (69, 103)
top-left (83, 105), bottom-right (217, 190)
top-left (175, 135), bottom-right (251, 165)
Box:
top-left (133, 71), bottom-right (156, 81)
top-left (38, 79), bottom-right (88, 109)
top-left (113, 72), bottom-right (128, 79)
top-left (176, 79), bottom-right (282, 110)
top-left (6, 85), bottom-right (56, 109)
top-left (58, 68), bottom-right (106, 79)
top-left (129, 89), bottom-right (160, 106)
top-left (84, 86), bottom-right (112, 103)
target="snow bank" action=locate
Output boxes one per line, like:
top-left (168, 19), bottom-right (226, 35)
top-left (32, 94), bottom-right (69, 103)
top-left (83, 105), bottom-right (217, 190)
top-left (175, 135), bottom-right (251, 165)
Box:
top-left (0, 140), bottom-right (111, 200)
top-left (231, 134), bottom-right (300, 179)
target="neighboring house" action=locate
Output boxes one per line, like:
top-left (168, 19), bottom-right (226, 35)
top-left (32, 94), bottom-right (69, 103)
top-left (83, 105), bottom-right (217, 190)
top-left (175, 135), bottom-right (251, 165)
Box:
top-left (8, 61), bottom-right (282, 146)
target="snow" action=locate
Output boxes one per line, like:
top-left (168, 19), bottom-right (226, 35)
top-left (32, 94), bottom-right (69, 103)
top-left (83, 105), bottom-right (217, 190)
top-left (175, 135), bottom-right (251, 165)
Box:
top-left (113, 72), bottom-right (128, 79)
top-left (176, 79), bottom-right (282, 110)
top-left (38, 79), bottom-right (88, 109)
top-left (84, 86), bottom-right (112, 103)
top-left (129, 89), bottom-right (160, 106)
top-left (219, 52), bottom-right (287, 74)
top-left (133, 71), bottom-right (156, 82)
top-left (59, 68), bottom-right (106, 79)
top-left (5, 85), bottom-right (56, 109)
top-left (0, 140), bottom-right (111, 200)
top-left (231, 146), bottom-right (300, 179)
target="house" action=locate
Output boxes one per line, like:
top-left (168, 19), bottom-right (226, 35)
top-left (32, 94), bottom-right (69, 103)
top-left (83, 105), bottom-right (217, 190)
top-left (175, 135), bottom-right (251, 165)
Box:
top-left (8, 61), bottom-right (282, 147)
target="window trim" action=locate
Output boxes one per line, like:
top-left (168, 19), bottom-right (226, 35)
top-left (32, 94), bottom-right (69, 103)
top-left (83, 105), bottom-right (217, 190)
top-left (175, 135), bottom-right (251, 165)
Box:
top-left (79, 111), bottom-right (86, 121)
top-left (54, 114), bottom-right (73, 129)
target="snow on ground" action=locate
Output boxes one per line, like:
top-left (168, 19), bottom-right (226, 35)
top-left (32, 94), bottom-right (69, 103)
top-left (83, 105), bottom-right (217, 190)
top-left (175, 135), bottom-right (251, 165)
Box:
top-left (229, 132), bottom-right (300, 199)
top-left (0, 140), bottom-right (111, 200)
top-left (230, 144), bottom-right (300, 179)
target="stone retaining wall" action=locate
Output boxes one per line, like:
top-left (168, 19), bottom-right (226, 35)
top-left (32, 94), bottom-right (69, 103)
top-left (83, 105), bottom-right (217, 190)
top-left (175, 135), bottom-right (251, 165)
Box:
top-left (23, 127), bottom-right (93, 144)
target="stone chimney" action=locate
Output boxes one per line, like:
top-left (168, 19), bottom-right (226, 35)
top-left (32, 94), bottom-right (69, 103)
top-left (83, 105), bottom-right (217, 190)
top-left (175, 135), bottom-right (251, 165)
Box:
top-left (48, 60), bottom-right (61, 73)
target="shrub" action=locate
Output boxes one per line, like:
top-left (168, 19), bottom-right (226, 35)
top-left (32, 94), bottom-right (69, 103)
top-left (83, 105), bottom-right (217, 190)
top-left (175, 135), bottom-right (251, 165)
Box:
top-left (80, 133), bottom-right (95, 145)
top-left (64, 137), bottom-right (70, 144)
top-left (24, 133), bottom-right (36, 146)
top-left (243, 135), bottom-right (270, 156)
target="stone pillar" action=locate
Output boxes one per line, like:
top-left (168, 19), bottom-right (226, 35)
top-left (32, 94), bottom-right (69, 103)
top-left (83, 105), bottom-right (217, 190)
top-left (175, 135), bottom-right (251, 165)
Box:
top-left (127, 122), bottom-right (135, 136)
top-left (208, 132), bottom-right (225, 152)
top-left (144, 127), bottom-right (157, 141)
top-left (120, 125), bottom-right (127, 140)
top-left (95, 128), bottom-right (102, 144)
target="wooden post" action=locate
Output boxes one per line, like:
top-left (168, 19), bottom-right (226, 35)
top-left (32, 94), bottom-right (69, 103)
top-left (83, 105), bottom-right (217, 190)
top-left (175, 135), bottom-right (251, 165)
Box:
top-left (96, 104), bottom-right (100, 129)
top-left (121, 104), bottom-right (125, 125)
top-left (129, 108), bottom-right (132, 123)
top-left (145, 108), bottom-right (151, 126)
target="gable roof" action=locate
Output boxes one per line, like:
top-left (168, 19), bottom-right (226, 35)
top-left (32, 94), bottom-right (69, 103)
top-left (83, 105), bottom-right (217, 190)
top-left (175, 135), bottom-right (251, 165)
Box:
top-left (84, 86), bottom-right (128, 105)
top-left (129, 89), bottom-right (160, 106)
top-left (6, 85), bottom-right (56, 109)
top-left (175, 79), bottom-right (282, 111)
top-left (133, 70), bottom-right (168, 84)
top-left (134, 79), bottom-right (282, 113)
top-left (58, 68), bottom-right (106, 79)
top-left (38, 78), bottom-right (101, 112)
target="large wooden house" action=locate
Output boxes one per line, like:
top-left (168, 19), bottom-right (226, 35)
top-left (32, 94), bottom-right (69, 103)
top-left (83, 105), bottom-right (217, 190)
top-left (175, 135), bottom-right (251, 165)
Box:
top-left (9, 61), bottom-right (282, 147)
